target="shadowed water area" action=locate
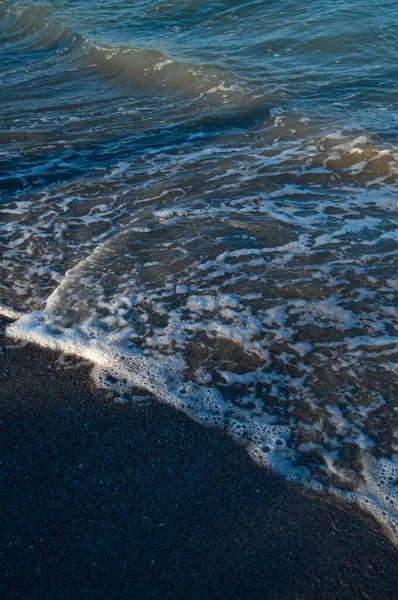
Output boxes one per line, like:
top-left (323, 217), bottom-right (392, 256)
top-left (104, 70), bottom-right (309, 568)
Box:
top-left (1, 0), bottom-right (397, 541)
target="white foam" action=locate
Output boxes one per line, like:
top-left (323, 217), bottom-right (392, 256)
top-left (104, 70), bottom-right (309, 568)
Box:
top-left (0, 305), bottom-right (25, 321)
top-left (6, 282), bottom-right (398, 545)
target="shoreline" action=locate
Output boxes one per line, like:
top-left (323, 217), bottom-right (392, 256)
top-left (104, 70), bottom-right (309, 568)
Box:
top-left (1, 317), bottom-right (398, 599)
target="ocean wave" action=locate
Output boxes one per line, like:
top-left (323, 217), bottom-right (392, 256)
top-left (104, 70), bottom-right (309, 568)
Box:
top-left (2, 0), bottom-right (398, 547)
top-left (1, 0), bottom-right (245, 100)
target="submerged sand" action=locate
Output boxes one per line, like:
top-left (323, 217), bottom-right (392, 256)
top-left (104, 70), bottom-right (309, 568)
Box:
top-left (1, 318), bottom-right (397, 599)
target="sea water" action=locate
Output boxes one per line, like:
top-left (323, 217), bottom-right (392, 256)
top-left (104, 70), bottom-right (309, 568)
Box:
top-left (0, 0), bottom-right (397, 541)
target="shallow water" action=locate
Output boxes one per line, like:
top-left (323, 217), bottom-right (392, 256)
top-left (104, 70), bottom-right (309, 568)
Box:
top-left (1, 0), bottom-right (397, 540)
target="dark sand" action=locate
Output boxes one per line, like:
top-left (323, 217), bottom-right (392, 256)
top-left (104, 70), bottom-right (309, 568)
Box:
top-left (1, 318), bottom-right (397, 599)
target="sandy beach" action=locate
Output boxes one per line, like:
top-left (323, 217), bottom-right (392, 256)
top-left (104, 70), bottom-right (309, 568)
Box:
top-left (1, 317), bottom-right (397, 599)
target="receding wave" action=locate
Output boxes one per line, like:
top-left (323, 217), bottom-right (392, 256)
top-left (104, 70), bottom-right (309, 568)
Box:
top-left (2, 124), bottom-right (398, 541)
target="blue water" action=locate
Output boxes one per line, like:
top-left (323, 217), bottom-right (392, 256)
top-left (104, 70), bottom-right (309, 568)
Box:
top-left (1, 0), bottom-right (397, 541)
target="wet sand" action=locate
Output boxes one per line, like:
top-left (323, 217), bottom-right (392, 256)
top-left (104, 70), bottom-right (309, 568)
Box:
top-left (1, 317), bottom-right (397, 599)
